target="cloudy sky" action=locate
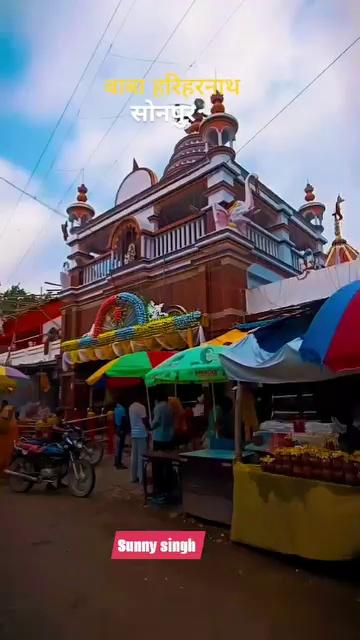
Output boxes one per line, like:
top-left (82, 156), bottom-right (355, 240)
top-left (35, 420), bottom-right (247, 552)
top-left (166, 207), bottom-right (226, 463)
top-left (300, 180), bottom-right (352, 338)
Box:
top-left (0, 0), bottom-right (359, 292)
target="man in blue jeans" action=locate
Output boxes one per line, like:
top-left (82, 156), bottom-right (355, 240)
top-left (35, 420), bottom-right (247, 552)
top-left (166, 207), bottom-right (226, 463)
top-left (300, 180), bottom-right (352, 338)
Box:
top-left (129, 394), bottom-right (148, 483)
top-left (150, 390), bottom-right (175, 503)
top-left (114, 401), bottom-right (128, 469)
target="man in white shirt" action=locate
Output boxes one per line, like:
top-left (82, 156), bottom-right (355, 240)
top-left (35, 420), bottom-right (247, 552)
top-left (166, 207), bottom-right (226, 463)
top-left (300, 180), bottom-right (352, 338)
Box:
top-left (129, 394), bottom-right (148, 483)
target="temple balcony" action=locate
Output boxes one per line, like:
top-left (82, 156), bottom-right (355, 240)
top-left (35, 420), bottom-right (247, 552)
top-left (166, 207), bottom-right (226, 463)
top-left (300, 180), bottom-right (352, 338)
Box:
top-left (61, 211), bottom-right (303, 290)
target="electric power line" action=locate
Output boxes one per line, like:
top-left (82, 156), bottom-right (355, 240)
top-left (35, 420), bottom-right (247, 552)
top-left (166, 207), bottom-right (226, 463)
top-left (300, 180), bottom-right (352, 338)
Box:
top-left (40, 0), bottom-right (138, 184)
top-left (11, 3), bottom-right (354, 287)
top-left (0, 177), bottom-right (67, 219)
top-left (0, 0), bottom-right (125, 240)
top-left (187, 0), bottom-right (247, 70)
top-left (236, 33), bottom-right (360, 153)
top-left (4, 1), bottom-right (198, 286)
top-left (55, 0), bottom-right (198, 209)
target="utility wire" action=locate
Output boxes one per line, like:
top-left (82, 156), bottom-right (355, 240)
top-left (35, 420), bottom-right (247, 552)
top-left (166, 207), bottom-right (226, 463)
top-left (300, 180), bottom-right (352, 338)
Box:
top-left (55, 31), bottom-right (360, 260)
top-left (41, 0), bottom-right (137, 184)
top-left (56, 0), bottom-right (198, 208)
top-left (0, 177), bottom-right (67, 219)
top-left (0, 0), bottom-right (125, 239)
top-left (6, 0), bottom-right (250, 286)
top-left (5, 1), bottom-right (197, 286)
top-left (236, 33), bottom-right (360, 153)
top-left (187, 0), bottom-right (247, 69)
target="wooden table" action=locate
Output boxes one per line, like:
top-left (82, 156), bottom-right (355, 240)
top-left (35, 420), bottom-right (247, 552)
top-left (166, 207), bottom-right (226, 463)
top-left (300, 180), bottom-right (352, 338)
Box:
top-left (179, 449), bottom-right (235, 525)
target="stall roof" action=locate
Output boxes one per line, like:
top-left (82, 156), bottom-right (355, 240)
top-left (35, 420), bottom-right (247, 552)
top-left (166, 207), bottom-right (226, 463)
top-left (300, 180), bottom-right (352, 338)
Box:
top-left (246, 259), bottom-right (360, 316)
top-left (220, 336), bottom-right (337, 385)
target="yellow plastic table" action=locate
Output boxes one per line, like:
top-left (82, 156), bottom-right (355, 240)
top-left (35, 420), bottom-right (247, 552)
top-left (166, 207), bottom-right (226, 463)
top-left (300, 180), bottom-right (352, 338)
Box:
top-left (231, 463), bottom-right (360, 560)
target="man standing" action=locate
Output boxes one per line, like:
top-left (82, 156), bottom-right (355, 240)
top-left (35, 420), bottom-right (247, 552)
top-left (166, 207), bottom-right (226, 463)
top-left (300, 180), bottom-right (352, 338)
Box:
top-left (150, 391), bottom-right (175, 503)
top-left (129, 393), bottom-right (148, 484)
top-left (151, 390), bottom-right (174, 450)
top-left (114, 401), bottom-right (128, 469)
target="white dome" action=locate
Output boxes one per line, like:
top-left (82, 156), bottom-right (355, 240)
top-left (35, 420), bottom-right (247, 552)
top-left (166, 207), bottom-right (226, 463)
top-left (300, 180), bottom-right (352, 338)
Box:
top-left (115, 167), bottom-right (157, 206)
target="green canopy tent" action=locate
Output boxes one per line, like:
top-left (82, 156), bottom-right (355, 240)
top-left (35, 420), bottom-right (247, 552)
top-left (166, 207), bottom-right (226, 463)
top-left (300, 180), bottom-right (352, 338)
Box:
top-left (145, 345), bottom-right (228, 386)
top-left (145, 345), bottom-right (229, 421)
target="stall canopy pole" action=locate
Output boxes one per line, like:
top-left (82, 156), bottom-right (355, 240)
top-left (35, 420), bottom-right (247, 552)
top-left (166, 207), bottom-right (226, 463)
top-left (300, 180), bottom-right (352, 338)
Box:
top-left (145, 385), bottom-right (151, 419)
top-left (234, 382), bottom-right (242, 461)
top-left (211, 383), bottom-right (216, 421)
top-left (89, 386), bottom-right (93, 410)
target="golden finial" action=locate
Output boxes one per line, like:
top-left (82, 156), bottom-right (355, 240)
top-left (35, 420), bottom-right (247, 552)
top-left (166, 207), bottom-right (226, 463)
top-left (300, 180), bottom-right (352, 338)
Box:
top-left (304, 182), bottom-right (315, 202)
top-left (77, 184), bottom-right (88, 203)
top-left (210, 91), bottom-right (225, 114)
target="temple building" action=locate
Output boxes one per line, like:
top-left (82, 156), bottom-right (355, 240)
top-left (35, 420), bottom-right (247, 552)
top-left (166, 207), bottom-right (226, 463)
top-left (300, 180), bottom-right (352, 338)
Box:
top-left (59, 92), bottom-right (330, 411)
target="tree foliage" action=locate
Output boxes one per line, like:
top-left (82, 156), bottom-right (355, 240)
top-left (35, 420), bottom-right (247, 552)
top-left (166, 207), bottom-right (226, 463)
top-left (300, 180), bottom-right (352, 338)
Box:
top-left (0, 285), bottom-right (50, 318)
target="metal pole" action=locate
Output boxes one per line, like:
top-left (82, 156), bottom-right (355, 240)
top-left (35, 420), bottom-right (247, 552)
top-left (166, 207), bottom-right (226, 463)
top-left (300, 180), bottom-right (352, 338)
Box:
top-left (211, 383), bottom-right (216, 421)
top-left (145, 385), bottom-right (151, 419)
top-left (234, 382), bottom-right (242, 461)
top-left (89, 386), bottom-right (93, 410)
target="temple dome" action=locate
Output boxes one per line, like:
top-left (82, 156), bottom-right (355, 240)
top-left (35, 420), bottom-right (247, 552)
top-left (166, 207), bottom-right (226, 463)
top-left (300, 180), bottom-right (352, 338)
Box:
top-left (161, 133), bottom-right (207, 180)
top-left (115, 159), bottom-right (158, 206)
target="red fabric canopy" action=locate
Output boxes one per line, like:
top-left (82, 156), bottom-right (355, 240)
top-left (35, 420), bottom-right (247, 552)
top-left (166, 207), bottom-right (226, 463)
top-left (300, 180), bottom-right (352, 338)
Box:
top-left (107, 377), bottom-right (142, 390)
top-left (0, 300), bottom-right (62, 346)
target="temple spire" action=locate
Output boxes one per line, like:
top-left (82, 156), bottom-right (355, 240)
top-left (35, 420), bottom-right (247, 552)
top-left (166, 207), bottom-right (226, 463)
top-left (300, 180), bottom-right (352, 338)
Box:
top-left (325, 194), bottom-right (359, 266)
top-left (333, 194), bottom-right (344, 239)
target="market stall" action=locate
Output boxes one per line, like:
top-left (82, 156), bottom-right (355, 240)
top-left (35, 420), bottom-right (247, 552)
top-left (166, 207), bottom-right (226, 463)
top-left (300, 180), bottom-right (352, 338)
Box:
top-left (221, 282), bottom-right (360, 560)
top-left (146, 344), bottom-right (240, 522)
top-left (0, 366), bottom-right (29, 471)
top-left (232, 463), bottom-right (360, 561)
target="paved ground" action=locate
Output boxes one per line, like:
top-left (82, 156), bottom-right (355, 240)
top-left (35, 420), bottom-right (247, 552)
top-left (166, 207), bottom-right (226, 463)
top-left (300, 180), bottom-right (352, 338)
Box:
top-left (0, 456), bottom-right (359, 640)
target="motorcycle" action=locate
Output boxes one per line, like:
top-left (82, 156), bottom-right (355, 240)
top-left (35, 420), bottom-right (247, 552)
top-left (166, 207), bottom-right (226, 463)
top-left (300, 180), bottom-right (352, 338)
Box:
top-left (74, 429), bottom-right (104, 466)
top-left (5, 430), bottom-right (96, 498)
top-left (15, 425), bottom-right (104, 467)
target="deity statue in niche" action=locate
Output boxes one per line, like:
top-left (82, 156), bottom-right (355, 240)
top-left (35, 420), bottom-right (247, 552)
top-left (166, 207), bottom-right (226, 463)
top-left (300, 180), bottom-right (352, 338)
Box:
top-left (111, 219), bottom-right (139, 266)
top-left (124, 243), bottom-right (136, 265)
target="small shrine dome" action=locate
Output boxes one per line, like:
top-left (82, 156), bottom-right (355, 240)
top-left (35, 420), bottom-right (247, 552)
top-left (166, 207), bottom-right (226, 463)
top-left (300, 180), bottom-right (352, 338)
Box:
top-left (66, 184), bottom-right (95, 224)
top-left (199, 91), bottom-right (238, 149)
top-left (115, 159), bottom-right (158, 206)
top-left (298, 182), bottom-right (325, 230)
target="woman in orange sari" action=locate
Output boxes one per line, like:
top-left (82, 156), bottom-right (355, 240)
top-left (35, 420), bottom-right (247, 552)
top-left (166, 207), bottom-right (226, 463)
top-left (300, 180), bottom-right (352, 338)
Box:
top-left (0, 404), bottom-right (18, 472)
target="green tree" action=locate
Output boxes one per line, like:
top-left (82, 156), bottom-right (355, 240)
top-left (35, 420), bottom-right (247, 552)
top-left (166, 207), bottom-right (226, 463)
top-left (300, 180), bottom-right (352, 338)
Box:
top-left (0, 285), bottom-right (49, 318)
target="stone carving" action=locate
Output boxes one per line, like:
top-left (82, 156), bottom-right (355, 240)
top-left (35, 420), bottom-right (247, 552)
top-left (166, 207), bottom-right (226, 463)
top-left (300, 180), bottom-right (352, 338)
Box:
top-left (147, 301), bottom-right (168, 320)
top-left (228, 173), bottom-right (260, 226)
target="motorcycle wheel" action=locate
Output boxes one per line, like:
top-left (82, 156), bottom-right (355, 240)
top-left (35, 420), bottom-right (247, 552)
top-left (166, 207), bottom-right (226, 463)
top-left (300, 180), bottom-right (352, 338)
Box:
top-left (8, 458), bottom-right (35, 493)
top-left (82, 441), bottom-right (104, 466)
top-left (68, 459), bottom-right (95, 497)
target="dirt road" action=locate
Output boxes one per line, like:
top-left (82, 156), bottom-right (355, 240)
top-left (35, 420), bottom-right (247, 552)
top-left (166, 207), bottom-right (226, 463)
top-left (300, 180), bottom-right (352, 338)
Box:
top-left (1, 459), bottom-right (359, 640)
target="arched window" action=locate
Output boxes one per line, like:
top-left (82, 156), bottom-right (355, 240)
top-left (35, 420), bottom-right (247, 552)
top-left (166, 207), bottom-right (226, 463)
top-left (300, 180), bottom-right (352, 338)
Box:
top-left (206, 128), bottom-right (219, 147)
top-left (222, 127), bottom-right (234, 147)
top-left (110, 218), bottom-right (140, 266)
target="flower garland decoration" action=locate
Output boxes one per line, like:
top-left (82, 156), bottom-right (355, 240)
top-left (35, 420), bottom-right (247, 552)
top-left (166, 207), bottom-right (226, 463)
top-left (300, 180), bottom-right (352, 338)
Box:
top-left (90, 292), bottom-right (148, 338)
top-left (62, 310), bottom-right (201, 352)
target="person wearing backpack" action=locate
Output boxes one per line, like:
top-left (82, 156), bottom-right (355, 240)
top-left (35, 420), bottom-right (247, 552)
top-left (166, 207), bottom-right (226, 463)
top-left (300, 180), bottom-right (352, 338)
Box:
top-left (114, 401), bottom-right (129, 469)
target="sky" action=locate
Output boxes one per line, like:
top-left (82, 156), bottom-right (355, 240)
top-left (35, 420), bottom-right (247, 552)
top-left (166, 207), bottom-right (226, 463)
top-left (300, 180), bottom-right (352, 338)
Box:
top-left (0, 0), bottom-right (359, 292)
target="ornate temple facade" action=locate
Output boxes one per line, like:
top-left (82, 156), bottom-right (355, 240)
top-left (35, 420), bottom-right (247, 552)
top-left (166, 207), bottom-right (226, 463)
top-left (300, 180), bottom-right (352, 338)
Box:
top-left (59, 92), bottom-right (329, 410)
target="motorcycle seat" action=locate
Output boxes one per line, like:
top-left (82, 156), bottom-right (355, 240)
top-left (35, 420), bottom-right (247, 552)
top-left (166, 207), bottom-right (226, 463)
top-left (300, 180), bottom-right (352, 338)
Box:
top-left (18, 442), bottom-right (46, 454)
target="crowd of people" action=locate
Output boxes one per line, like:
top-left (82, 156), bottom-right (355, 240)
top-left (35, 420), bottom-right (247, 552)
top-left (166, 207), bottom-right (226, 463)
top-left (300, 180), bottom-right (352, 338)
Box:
top-left (112, 388), bottom-right (235, 486)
